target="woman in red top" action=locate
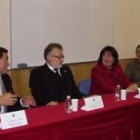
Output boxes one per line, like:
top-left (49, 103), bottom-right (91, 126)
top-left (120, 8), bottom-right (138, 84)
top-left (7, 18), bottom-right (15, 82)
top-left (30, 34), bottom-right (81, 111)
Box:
top-left (90, 46), bottom-right (138, 95)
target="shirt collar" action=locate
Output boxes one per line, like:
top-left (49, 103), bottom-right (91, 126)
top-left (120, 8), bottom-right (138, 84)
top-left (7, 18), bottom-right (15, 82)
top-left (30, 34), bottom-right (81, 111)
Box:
top-left (46, 63), bottom-right (62, 76)
top-left (46, 63), bottom-right (55, 72)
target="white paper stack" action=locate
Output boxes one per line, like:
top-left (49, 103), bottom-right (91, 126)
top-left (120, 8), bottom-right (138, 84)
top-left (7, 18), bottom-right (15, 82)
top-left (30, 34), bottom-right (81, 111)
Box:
top-left (0, 110), bottom-right (28, 130)
top-left (81, 95), bottom-right (104, 111)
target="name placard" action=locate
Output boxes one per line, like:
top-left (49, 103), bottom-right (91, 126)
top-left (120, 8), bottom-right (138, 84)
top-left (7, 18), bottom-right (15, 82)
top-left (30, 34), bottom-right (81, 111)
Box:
top-left (81, 95), bottom-right (104, 111)
top-left (0, 110), bottom-right (28, 130)
top-left (134, 94), bottom-right (140, 99)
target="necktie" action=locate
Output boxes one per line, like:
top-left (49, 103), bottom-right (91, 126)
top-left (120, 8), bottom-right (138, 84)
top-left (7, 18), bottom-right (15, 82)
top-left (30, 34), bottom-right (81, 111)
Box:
top-left (0, 75), bottom-right (6, 94)
top-left (54, 68), bottom-right (61, 76)
top-left (54, 68), bottom-right (59, 75)
top-left (0, 75), bottom-right (7, 113)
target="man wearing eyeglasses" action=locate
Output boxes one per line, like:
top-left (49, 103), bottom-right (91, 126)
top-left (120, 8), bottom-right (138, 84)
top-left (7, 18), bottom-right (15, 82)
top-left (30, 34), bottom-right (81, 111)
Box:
top-left (29, 43), bottom-right (82, 106)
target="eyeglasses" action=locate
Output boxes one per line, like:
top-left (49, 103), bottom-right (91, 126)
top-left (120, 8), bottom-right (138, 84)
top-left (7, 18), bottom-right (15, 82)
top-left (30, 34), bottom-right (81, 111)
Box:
top-left (51, 55), bottom-right (64, 59)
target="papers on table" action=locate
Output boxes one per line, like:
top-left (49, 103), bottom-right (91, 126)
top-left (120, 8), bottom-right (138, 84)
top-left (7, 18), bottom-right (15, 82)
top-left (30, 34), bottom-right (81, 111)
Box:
top-left (81, 95), bottom-right (104, 111)
top-left (0, 110), bottom-right (28, 130)
top-left (134, 94), bottom-right (140, 99)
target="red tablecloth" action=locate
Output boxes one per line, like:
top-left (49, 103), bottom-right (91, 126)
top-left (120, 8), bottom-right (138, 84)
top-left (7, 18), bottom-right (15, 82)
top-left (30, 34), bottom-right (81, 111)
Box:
top-left (0, 92), bottom-right (140, 140)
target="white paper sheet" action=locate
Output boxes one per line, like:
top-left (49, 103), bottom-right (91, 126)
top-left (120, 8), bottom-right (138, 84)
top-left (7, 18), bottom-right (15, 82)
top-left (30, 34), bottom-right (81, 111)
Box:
top-left (134, 94), bottom-right (140, 99)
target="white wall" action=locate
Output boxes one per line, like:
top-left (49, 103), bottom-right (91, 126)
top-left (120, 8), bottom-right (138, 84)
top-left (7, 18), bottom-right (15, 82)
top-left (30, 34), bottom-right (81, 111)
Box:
top-left (114, 0), bottom-right (140, 59)
top-left (10, 0), bottom-right (114, 68)
top-left (0, 0), bottom-right (10, 52)
top-left (0, 0), bottom-right (140, 67)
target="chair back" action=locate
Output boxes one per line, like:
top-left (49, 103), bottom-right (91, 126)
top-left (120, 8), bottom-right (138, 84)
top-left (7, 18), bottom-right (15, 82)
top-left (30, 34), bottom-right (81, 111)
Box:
top-left (78, 79), bottom-right (91, 95)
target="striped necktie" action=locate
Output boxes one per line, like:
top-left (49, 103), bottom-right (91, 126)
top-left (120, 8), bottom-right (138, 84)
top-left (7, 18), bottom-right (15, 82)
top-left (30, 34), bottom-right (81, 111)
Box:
top-left (0, 74), bottom-right (7, 113)
top-left (0, 75), bottom-right (6, 94)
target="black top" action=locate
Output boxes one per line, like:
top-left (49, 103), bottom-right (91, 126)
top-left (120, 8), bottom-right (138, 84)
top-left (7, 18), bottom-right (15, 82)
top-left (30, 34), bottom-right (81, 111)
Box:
top-left (29, 64), bottom-right (82, 106)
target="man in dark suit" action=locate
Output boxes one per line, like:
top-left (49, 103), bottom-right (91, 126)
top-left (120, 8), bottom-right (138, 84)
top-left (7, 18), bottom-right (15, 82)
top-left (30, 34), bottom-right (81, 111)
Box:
top-left (29, 43), bottom-right (82, 106)
top-left (0, 47), bottom-right (36, 113)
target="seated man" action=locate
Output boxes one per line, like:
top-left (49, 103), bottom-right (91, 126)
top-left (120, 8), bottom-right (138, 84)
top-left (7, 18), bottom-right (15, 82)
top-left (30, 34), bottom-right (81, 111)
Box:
top-left (0, 47), bottom-right (36, 113)
top-left (29, 43), bottom-right (82, 106)
top-left (125, 45), bottom-right (140, 87)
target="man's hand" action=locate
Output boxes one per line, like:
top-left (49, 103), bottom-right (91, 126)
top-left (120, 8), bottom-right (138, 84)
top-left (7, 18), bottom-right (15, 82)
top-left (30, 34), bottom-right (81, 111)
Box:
top-left (0, 93), bottom-right (18, 106)
top-left (22, 95), bottom-right (36, 107)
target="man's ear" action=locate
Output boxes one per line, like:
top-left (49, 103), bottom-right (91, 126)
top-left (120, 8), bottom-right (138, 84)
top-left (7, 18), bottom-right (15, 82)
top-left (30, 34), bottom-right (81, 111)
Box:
top-left (46, 55), bottom-right (51, 61)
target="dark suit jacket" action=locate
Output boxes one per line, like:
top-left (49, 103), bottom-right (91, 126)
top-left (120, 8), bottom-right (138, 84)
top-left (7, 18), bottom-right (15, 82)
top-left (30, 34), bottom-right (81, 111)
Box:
top-left (29, 64), bottom-right (82, 106)
top-left (2, 73), bottom-right (23, 112)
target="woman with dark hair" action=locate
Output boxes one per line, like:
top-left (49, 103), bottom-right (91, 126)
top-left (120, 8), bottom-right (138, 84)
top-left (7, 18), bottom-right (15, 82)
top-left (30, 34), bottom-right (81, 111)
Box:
top-left (90, 46), bottom-right (138, 95)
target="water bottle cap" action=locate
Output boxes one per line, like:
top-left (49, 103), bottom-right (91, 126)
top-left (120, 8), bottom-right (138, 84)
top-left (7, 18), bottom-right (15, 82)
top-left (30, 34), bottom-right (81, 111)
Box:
top-left (116, 84), bottom-right (121, 88)
top-left (66, 95), bottom-right (71, 99)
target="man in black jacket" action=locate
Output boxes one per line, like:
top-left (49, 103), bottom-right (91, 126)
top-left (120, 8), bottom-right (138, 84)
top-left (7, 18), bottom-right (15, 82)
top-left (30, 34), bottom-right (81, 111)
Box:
top-left (29, 43), bottom-right (82, 106)
top-left (0, 47), bottom-right (36, 113)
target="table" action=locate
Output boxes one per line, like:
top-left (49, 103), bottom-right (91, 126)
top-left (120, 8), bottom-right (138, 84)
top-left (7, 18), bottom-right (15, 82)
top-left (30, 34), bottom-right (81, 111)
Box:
top-left (0, 93), bottom-right (140, 140)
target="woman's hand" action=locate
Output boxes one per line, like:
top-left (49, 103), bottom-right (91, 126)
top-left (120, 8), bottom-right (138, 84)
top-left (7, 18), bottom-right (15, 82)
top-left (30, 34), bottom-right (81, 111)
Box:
top-left (126, 83), bottom-right (138, 92)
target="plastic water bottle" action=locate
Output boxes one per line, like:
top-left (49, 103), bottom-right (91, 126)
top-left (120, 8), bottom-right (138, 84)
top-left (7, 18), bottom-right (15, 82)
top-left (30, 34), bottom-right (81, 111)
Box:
top-left (115, 84), bottom-right (121, 101)
top-left (65, 95), bottom-right (71, 113)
